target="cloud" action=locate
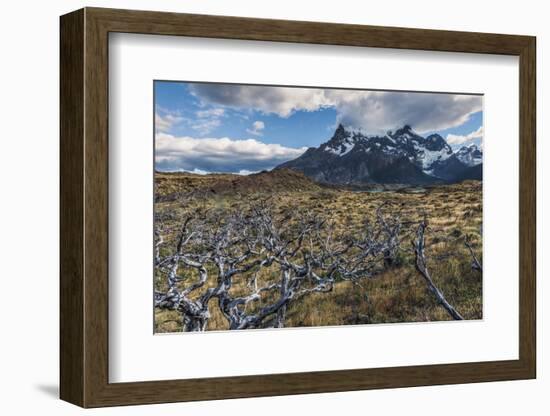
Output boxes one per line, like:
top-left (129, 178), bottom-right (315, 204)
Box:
top-left (196, 108), bottom-right (225, 118)
top-left (237, 169), bottom-right (257, 175)
top-left (155, 112), bottom-right (183, 133)
top-left (156, 105), bottom-right (227, 136)
top-left (190, 107), bottom-right (225, 135)
top-left (189, 84), bottom-right (330, 118)
top-left (185, 168), bottom-right (209, 175)
top-left (155, 133), bottom-right (307, 173)
top-left (327, 91), bottom-right (482, 134)
top-left (189, 83), bottom-right (482, 134)
top-left (246, 120), bottom-right (265, 136)
top-left (190, 118), bottom-right (221, 135)
top-left (446, 126), bottom-right (483, 145)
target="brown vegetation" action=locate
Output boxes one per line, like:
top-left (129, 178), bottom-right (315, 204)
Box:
top-left (154, 170), bottom-right (482, 332)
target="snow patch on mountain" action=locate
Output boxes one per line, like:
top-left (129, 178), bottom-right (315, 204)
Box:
top-left (455, 144), bottom-right (483, 166)
top-left (340, 140), bottom-right (355, 156)
top-left (324, 137), bottom-right (356, 156)
top-left (416, 146), bottom-right (452, 170)
top-left (277, 123), bottom-right (483, 185)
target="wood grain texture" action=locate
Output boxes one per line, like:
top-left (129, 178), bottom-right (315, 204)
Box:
top-left (518, 38), bottom-right (536, 376)
top-left (59, 8), bottom-right (84, 407)
top-left (83, 10), bottom-right (110, 406)
top-left (59, 7), bottom-right (537, 408)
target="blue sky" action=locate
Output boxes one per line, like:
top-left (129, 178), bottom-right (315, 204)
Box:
top-left (155, 81), bottom-right (483, 173)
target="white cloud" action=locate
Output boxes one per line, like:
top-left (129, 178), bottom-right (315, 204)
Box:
top-left (186, 168), bottom-right (209, 175)
top-left (156, 106), bottom-right (227, 136)
top-left (190, 118), bottom-right (221, 135)
top-left (237, 169), bottom-right (257, 175)
top-left (328, 91), bottom-right (482, 134)
top-left (196, 108), bottom-right (225, 118)
top-left (189, 84), bottom-right (482, 134)
top-left (155, 133), bottom-right (307, 173)
top-left (155, 112), bottom-right (183, 133)
top-left (246, 120), bottom-right (265, 136)
top-left (190, 107), bottom-right (226, 135)
top-left (446, 126), bottom-right (483, 145)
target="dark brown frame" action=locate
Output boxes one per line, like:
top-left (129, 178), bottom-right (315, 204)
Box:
top-left (60, 7), bottom-right (536, 408)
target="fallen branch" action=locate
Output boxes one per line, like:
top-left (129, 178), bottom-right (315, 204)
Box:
top-left (413, 220), bottom-right (464, 320)
top-left (465, 239), bottom-right (482, 273)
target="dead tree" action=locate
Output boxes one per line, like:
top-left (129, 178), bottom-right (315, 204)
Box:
top-left (195, 210), bottom-right (279, 330)
top-left (412, 220), bottom-right (464, 320)
top-left (177, 206), bottom-right (337, 330)
top-left (154, 217), bottom-right (215, 331)
top-left (155, 203), bottom-right (405, 331)
top-left (226, 204), bottom-right (404, 329)
top-left (357, 203), bottom-right (403, 270)
top-left (245, 208), bottom-right (340, 329)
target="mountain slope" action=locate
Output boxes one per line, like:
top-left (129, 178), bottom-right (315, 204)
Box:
top-left (454, 163), bottom-right (483, 182)
top-left (155, 169), bottom-right (323, 201)
top-left (277, 124), bottom-right (482, 186)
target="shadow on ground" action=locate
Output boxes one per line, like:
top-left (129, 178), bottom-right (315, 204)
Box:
top-left (35, 384), bottom-right (58, 399)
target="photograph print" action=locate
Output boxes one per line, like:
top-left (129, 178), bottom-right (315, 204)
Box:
top-left (154, 81), bottom-right (483, 333)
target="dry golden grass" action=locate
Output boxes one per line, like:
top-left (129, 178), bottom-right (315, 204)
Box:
top-left (154, 172), bottom-right (482, 333)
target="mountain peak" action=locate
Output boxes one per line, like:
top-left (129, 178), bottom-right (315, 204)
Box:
top-left (275, 123), bottom-right (482, 185)
top-left (458, 143), bottom-right (480, 152)
top-left (455, 144), bottom-right (482, 166)
top-left (335, 123), bottom-right (346, 133)
top-left (392, 124), bottom-right (416, 138)
top-left (331, 123), bottom-right (350, 139)
top-left (322, 124), bottom-right (355, 156)
top-left (427, 133), bottom-right (443, 141)
top-left (424, 133), bottom-right (452, 152)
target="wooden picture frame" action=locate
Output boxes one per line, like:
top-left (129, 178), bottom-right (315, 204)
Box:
top-left (60, 7), bottom-right (536, 408)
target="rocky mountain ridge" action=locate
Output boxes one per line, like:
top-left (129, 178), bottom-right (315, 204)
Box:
top-left (276, 124), bottom-right (482, 186)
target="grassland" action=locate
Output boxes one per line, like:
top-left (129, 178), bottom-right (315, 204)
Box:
top-left (154, 170), bottom-right (482, 332)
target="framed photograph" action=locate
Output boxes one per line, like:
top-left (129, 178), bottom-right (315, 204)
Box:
top-left (60, 7), bottom-right (536, 407)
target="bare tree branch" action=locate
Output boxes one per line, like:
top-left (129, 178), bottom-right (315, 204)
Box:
top-left (156, 202), bottom-right (474, 331)
top-left (465, 238), bottom-right (482, 273)
top-left (413, 220), bottom-right (464, 321)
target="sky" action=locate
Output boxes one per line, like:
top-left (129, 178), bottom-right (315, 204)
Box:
top-left (154, 81), bottom-right (483, 174)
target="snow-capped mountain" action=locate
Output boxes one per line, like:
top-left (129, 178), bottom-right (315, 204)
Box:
top-left (455, 144), bottom-right (483, 167)
top-left (276, 124), bottom-right (482, 186)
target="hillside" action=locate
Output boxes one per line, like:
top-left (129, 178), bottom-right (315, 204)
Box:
top-left (155, 168), bottom-right (323, 201)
